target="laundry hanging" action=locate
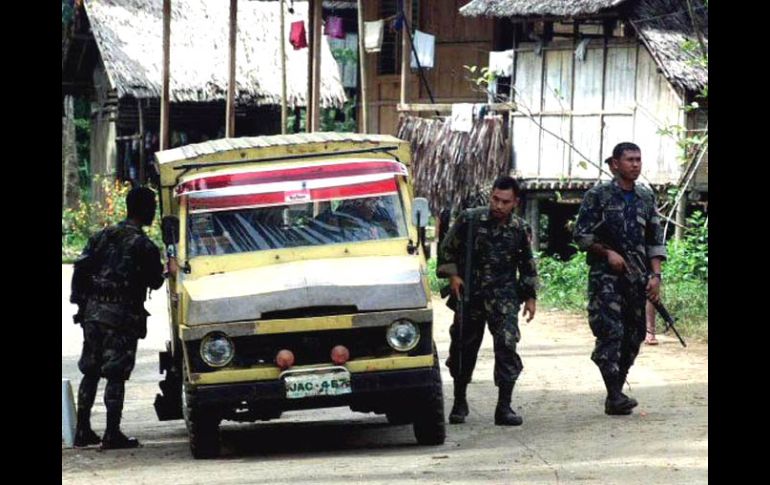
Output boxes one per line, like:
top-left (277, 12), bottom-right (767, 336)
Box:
top-left (324, 15), bottom-right (345, 39)
top-left (488, 50), bottom-right (514, 77)
top-left (410, 30), bottom-right (435, 69)
top-left (450, 103), bottom-right (474, 133)
top-left (290, 20), bottom-right (308, 50)
top-left (364, 19), bottom-right (384, 53)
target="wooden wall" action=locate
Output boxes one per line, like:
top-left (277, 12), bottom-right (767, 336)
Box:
top-left (362, 0), bottom-right (494, 135)
top-left (511, 39), bottom-right (686, 186)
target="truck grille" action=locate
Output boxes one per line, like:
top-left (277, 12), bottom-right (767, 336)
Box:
top-left (188, 323), bottom-right (432, 373)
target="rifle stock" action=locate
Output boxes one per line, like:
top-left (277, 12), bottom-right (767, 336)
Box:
top-left (594, 221), bottom-right (687, 348)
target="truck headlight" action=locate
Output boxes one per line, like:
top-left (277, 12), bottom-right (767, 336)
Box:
top-left (200, 332), bottom-right (235, 367)
top-left (386, 320), bottom-right (420, 351)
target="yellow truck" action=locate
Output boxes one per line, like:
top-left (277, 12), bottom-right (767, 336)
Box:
top-left (152, 133), bottom-right (444, 458)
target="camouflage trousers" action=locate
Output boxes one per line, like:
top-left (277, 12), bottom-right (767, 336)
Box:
top-left (446, 293), bottom-right (523, 386)
top-left (587, 271), bottom-right (647, 378)
top-left (78, 321), bottom-right (138, 381)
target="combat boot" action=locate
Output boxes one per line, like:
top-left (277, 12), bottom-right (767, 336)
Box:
top-left (494, 382), bottom-right (523, 426)
top-left (449, 380), bottom-right (469, 424)
top-left (101, 404), bottom-right (140, 450)
top-left (73, 408), bottom-right (101, 447)
top-left (101, 429), bottom-right (140, 450)
top-left (602, 372), bottom-right (634, 415)
top-left (618, 370), bottom-right (638, 410)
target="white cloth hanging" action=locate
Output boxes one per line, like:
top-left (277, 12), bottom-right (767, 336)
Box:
top-left (364, 20), bottom-right (384, 53)
top-left (450, 103), bottom-right (474, 133)
top-left (410, 30), bottom-right (435, 69)
top-left (488, 50), bottom-right (513, 77)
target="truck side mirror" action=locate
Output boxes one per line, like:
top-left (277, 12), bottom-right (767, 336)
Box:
top-left (412, 198), bottom-right (430, 228)
top-left (161, 215), bottom-right (180, 245)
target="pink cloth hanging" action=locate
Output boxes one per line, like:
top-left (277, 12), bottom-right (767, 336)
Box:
top-left (324, 16), bottom-right (345, 39)
top-left (289, 21), bottom-right (308, 50)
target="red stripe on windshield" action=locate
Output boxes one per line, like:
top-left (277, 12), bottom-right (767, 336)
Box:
top-left (188, 178), bottom-right (398, 212)
top-left (177, 160), bottom-right (407, 195)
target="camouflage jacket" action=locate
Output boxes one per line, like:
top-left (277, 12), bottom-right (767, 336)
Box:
top-left (71, 220), bottom-right (164, 331)
top-left (438, 207), bottom-right (538, 301)
top-left (573, 178), bottom-right (667, 271)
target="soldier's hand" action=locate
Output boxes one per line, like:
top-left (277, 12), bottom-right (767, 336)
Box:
top-left (450, 276), bottom-right (464, 299)
top-left (607, 250), bottom-right (627, 274)
top-left (646, 276), bottom-right (661, 303)
top-left (522, 298), bottom-right (536, 322)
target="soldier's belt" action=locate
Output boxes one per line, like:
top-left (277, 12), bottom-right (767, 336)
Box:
top-left (90, 294), bottom-right (141, 305)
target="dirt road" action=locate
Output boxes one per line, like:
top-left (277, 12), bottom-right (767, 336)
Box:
top-left (61, 266), bottom-right (707, 484)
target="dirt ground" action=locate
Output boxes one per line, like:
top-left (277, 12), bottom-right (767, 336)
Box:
top-left (61, 266), bottom-right (707, 484)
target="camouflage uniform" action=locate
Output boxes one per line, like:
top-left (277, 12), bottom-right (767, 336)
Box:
top-left (71, 220), bottom-right (164, 417)
top-left (438, 207), bottom-right (538, 386)
top-left (573, 179), bottom-right (666, 381)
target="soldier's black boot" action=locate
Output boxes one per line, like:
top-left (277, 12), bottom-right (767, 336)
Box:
top-left (101, 405), bottom-right (140, 450)
top-left (449, 380), bottom-right (470, 424)
top-left (101, 380), bottom-right (140, 450)
top-left (602, 373), bottom-right (633, 415)
top-left (74, 375), bottom-right (101, 447)
top-left (617, 370), bottom-right (638, 410)
top-left (73, 408), bottom-right (101, 447)
top-left (494, 382), bottom-right (523, 426)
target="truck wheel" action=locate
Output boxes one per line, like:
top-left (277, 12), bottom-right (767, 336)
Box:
top-left (412, 347), bottom-right (446, 446)
top-left (182, 363), bottom-right (221, 459)
top-left (385, 410), bottom-right (413, 425)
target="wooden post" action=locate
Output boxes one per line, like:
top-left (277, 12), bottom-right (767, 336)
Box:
top-left (528, 197), bottom-right (541, 251)
top-left (510, 25), bottom-right (518, 172)
top-left (137, 98), bottom-right (145, 183)
top-left (280, 0), bottom-right (288, 134)
top-left (226, 0), bottom-right (237, 138)
top-left (306, 0), bottom-right (315, 133)
top-left (356, 0), bottom-right (367, 133)
top-left (400, 0), bottom-right (412, 107)
top-left (160, 0), bottom-right (170, 150)
top-left (311, 0), bottom-right (323, 132)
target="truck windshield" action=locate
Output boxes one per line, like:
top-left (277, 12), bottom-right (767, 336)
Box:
top-left (187, 194), bottom-right (408, 257)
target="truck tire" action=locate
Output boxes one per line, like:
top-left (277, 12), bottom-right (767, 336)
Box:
top-left (182, 362), bottom-right (221, 459)
top-left (385, 410), bottom-right (413, 425)
top-left (412, 347), bottom-right (446, 446)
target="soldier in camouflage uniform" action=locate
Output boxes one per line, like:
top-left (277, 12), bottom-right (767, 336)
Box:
top-left (573, 142), bottom-right (666, 415)
top-left (70, 187), bottom-right (164, 448)
top-left (437, 176), bottom-right (538, 426)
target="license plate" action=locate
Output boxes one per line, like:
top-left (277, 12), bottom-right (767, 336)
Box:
top-left (284, 369), bottom-right (352, 399)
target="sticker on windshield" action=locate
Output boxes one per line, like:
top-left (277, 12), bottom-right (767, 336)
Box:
top-left (285, 190), bottom-right (311, 203)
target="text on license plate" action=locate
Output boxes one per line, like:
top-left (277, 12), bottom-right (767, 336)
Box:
top-left (284, 370), bottom-right (352, 399)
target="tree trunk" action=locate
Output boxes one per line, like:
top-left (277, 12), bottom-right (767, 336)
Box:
top-left (62, 95), bottom-right (80, 210)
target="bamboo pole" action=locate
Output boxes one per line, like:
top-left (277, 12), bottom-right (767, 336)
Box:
top-left (280, 0), bottom-right (288, 134)
top-left (400, 0), bottom-right (412, 106)
top-left (356, 0), bottom-right (367, 133)
top-left (160, 0), bottom-right (170, 150)
top-left (311, 0), bottom-right (322, 132)
top-left (226, 0), bottom-right (237, 138)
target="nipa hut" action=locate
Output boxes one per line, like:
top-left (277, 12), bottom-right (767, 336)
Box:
top-left (62, 0), bottom-right (347, 202)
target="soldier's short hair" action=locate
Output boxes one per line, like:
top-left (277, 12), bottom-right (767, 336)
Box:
top-left (492, 175), bottom-right (521, 196)
top-left (127, 187), bottom-right (156, 220)
top-left (612, 142), bottom-right (641, 160)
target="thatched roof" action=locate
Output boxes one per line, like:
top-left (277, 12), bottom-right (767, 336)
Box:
top-left (460, 0), bottom-right (629, 18)
top-left (629, 0), bottom-right (707, 92)
top-left (82, 0), bottom-right (347, 107)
